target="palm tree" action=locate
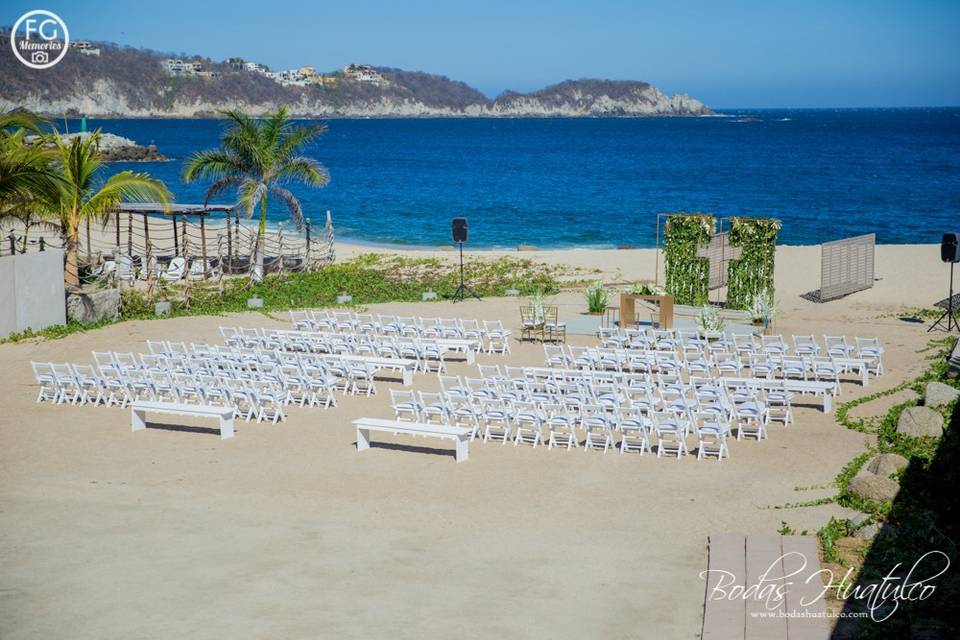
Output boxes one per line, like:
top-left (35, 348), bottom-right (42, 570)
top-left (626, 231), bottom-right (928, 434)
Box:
top-left (182, 107), bottom-right (329, 281)
top-left (50, 131), bottom-right (171, 288)
top-left (0, 109), bottom-right (62, 210)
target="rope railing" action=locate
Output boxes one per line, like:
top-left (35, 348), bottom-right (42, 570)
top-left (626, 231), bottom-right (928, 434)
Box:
top-left (1, 209), bottom-right (336, 280)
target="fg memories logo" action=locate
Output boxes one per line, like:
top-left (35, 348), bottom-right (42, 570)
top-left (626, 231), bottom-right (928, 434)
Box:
top-left (10, 10), bottom-right (69, 69)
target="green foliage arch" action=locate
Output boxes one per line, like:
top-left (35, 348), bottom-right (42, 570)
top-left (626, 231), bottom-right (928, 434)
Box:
top-left (726, 217), bottom-right (780, 310)
top-left (663, 213), bottom-right (714, 306)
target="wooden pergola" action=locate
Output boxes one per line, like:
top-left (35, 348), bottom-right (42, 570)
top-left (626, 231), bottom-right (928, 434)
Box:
top-left (112, 202), bottom-right (236, 256)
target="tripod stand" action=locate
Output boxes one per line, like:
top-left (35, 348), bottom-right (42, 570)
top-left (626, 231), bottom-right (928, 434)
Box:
top-left (450, 241), bottom-right (480, 303)
top-left (929, 262), bottom-right (960, 332)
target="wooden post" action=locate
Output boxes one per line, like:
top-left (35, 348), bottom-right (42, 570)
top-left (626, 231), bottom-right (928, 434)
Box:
top-left (225, 210), bottom-right (233, 273)
top-left (200, 214), bottom-right (208, 278)
top-left (115, 211), bottom-right (120, 247)
top-left (85, 217), bottom-right (92, 259)
top-left (233, 209), bottom-right (240, 260)
top-left (173, 215), bottom-right (179, 255)
top-left (305, 218), bottom-right (311, 266)
top-left (182, 217), bottom-right (187, 257)
top-left (143, 215), bottom-right (151, 280)
top-left (39, 237), bottom-right (45, 252)
top-left (277, 223), bottom-right (284, 275)
top-left (127, 213), bottom-right (133, 255)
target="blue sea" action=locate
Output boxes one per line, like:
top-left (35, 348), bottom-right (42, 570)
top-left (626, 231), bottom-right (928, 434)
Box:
top-left (76, 109), bottom-right (960, 248)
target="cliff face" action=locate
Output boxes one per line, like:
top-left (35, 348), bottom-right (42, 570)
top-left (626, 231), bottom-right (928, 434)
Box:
top-left (0, 42), bottom-right (711, 118)
top-left (490, 80), bottom-right (710, 116)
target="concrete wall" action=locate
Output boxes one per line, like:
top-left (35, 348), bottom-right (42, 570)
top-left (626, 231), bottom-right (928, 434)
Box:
top-left (0, 249), bottom-right (66, 337)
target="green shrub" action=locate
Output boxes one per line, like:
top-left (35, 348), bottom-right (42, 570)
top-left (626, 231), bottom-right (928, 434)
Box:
top-left (584, 280), bottom-right (609, 313)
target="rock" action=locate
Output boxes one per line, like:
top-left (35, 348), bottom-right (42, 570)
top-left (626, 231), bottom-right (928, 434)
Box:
top-left (517, 244), bottom-right (538, 252)
top-left (925, 381), bottom-right (960, 408)
top-left (896, 406), bottom-right (945, 438)
top-left (66, 289), bottom-right (120, 324)
top-left (849, 513), bottom-right (872, 528)
top-left (29, 132), bottom-right (166, 162)
top-left (865, 453), bottom-right (909, 478)
top-left (848, 469), bottom-right (900, 503)
top-left (854, 523), bottom-right (881, 539)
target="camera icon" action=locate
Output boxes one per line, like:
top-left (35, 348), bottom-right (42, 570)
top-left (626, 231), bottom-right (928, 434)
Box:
top-left (31, 50), bottom-right (49, 65)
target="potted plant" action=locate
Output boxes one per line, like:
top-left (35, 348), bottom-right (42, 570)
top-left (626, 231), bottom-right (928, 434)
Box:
top-left (629, 282), bottom-right (661, 296)
top-left (748, 292), bottom-right (777, 330)
top-left (697, 305), bottom-right (726, 339)
top-left (584, 280), bottom-right (609, 315)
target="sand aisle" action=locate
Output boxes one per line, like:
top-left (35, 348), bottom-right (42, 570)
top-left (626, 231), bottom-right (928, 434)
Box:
top-left (0, 244), bottom-right (948, 639)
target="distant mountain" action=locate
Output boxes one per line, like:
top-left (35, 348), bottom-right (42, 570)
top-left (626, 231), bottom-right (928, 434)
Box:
top-left (0, 38), bottom-right (711, 118)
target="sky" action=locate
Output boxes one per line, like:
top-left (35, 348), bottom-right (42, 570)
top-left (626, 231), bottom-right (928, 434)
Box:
top-left (6, 0), bottom-right (960, 108)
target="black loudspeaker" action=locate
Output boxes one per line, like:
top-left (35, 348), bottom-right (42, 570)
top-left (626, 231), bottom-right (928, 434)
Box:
top-left (942, 233), bottom-right (960, 263)
top-left (452, 217), bottom-right (468, 244)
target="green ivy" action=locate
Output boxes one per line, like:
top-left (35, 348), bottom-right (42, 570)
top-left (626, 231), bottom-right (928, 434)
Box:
top-left (663, 213), bottom-right (714, 306)
top-left (726, 217), bottom-right (780, 310)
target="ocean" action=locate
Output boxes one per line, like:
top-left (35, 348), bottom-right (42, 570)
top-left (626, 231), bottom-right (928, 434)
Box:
top-left (75, 108), bottom-right (960, 248)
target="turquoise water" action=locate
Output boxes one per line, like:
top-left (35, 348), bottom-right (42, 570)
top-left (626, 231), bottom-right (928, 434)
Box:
top-left (79, 108), bottom-right (960, 248)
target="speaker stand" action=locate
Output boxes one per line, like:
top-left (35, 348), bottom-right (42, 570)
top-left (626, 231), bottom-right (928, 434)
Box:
top-left (450, 242), bottom-right (480, 303)
top-left (929, 262), bottom-right (959, 332)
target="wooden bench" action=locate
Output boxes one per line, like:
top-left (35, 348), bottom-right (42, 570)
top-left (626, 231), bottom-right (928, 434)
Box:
top-left (322, 354), bottom-right (417, 385)
top-left (353, 418), bottom-right (470, 463)
top-left (720, 378), bottom-right (837, 412)
top-left (131, 400), bottom-right (236, 439)
top-left (433, 338), bottom-right (479, 364)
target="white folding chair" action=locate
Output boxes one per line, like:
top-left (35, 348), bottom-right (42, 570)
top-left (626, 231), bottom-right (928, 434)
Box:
top-left (32, 362), bottom-right (60, 404)
top-left (693, 411), bottom-right (730, 461)
top-left (390, 389), bottom-right (421, 422)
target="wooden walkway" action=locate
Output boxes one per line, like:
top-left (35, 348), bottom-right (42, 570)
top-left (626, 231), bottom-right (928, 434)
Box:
top-left (701, 534), bottom-right (831, 640)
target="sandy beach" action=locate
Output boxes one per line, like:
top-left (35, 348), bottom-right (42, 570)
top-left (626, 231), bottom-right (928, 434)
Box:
top-left (0, 243), bottom-right (949, 639)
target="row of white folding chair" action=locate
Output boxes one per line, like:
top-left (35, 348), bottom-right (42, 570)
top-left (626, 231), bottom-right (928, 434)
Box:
top-left (389, 389), bottom-right (729, 460)
top-left (289, 311), bottom-right (511, 351)
top-left (598, 330), bottom-right (883, 374)
top-left (153, 348), bottom-right (360, 400)
top-left (554, 346), bottom-right (845, 386)
top-left (219, 327), bottom-right (451, 371)
top-left (447, 371), bottom-right (774, 434)
top-left (32, 361), bottom-right (289, 423)
top-left (112, 365), bottom-right (287, 422)
top-left (485, 363), bottom-right (784, 399)
top-left (470, 368), bottom-right (787, 431)
top-left (33, 362), bottom-right (124, 406)
top-left (95, 350), bottom-right (341, 409)
top-left (516, 378), bottom-right (774, 432)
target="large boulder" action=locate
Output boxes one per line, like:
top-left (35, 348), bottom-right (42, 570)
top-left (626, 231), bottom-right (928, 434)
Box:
top-left (865, 453), bottom-right (909, 478)
top-left (854, 523), bottom-right (881, 540)
top-left (848, 469), bottom-right (900, 503)
top-left (925, 381), bottom-right (960, 408)
top-left (896, 406), bottom-right (945, 439)
top-left (66, 289), bottom-right (121, 324)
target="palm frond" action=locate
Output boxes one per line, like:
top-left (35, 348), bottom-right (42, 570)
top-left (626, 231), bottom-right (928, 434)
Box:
top-left (81, 171), bottom-right (172, 222)
top-left (220, 109), bottom-right (266, 173)
top-left (183, 150), bottom-right (246, 182)
top-left (262, 106), bottom-right (290, 159)
top-left (269, 185), bottom-right (304, 230)
top-left (276, 121), bottom-right (327, 162)
top-left (203, 176), bottom-right (245, 204)
top-left (237, 179), bottom-right (267, 219)
top-left (275, 156), bottom-right (330, 187)
top-left (0, 108), bottom-right (45, 136)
